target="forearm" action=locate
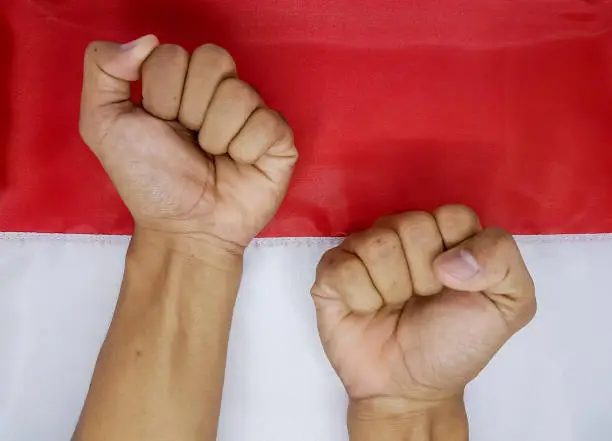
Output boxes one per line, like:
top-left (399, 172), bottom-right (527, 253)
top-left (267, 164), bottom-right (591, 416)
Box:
top-left (73, 229), bottom-right (243, 441)
top-left (348, 396), bottom-right (469, 441)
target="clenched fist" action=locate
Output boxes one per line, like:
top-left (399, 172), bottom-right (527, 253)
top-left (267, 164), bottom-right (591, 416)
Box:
top-left (311, 205), bottom-right (536, 415)
top-left (79, 35), bottom-right (297, 252)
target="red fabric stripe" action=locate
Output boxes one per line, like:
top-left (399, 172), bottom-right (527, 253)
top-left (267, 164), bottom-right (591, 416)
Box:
top-left (1, 0), bottom-right (612, 236)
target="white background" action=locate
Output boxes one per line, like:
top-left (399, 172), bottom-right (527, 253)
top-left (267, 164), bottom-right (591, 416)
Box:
top-left (1, 234), bottom-right (611, 440)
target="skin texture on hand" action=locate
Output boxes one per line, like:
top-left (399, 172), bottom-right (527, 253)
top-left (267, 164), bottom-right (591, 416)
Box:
top-left (79, 35), bottom-right (298, 251)
top-left (73, 35), bottom-right (298, 441)
top-left (311, 205), bottom-right (536, 440)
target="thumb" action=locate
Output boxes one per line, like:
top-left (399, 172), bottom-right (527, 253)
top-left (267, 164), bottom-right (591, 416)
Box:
top-left (433, 227), bottom-right (536, 328)
top-left (80, 35), bottom-right (159, 146)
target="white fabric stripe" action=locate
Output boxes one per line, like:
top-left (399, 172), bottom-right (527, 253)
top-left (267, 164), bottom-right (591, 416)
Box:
top-left (4, 231), bottom-right (612, 244)
top-left (1, 233), bottom-right (611, 441)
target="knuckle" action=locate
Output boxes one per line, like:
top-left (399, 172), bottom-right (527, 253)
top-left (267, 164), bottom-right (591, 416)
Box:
top-left (354, 293), bottom-right (383, 314)
top-left (317, 248), bottom-right (342, 277)
top-left (346, 228), bottom-right (401, 261)
top-left (526, 273), bottom-right (536, 296)
top-left (313, 254), bottom-right (339, 298)
top-left (525, 296), bottom-right (538, 321)
top-left (486, 225), bottom-right (511, 238)
top-left (521, 271), bottom-right (536, 300)
top-left (156, 44), bottom-right (189, 59)
top-left (257, 108), bottom-right (292, 140)
top-left (415, 282), bottom-right (442, 297)
top-left (373, 214), bottom-right (399, 229)
top-left (193, 44), bottom-right (236, 72)
top-left (485, 226), bottom-right (517, 252)
top-left (396, 211), bottom-right (438, 241)
top-left (434, 204), bottom-right (480, 226)
top-left (278, 114), bottom-right (294, 142)
top-left (217, 78), bottom-right (259, 103)
top-left (318, 249), bottom-right (359, 283)
top-left (273, 111), bottom-right (293, 138)
top-left (256, 107), bottom-right (278, 126)
top-left (336, 256), bottom-right (361, 283)
top-left (516, 295), bottom-right (537, 329)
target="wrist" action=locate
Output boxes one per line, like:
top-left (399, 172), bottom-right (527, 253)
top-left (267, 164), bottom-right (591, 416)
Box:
top-left (120, 226), bottom-right (244, 318)
top-left (132, 225), bottom-right (245, 272)
top-left (348, 395), bottom-right (468, 441)
top-left (111, 226), bottom-right (244, 347)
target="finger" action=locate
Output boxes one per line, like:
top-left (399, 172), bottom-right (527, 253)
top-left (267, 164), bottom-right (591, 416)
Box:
top-left (433, 227), bottom-right (536, 328)
top-left (313, 248), bottom-right (383, 315)
top-left (82, 35), bottom-right (159, 110)
top-left (80, 35), bottom-right (159, 146)
top-left (179, 44), bottom-right (237, 131)
top-left (433, 204), bottom-right (482, 248)
top-left (377, 212), bottom-right (443, 296)
top-left (228, 108), bottom-right (298, 182)
top-left (341, 228), bottom-right (412, 307)
top-left (142, 44), bottom-right (190, 120)
top-left (198, 78), bottom-right (261, 155)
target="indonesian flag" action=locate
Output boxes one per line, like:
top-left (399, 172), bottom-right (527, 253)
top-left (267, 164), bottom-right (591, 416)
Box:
top-left (2, 1), bottom-right (612, 440)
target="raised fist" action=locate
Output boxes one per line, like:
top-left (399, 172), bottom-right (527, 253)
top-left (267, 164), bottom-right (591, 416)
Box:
top-left (79, 35), bottom-right (297, 252)
top-left (311, 205), bottom-right (536, 413)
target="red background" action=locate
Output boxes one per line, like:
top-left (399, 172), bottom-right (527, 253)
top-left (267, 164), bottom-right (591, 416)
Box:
top-left (1, 0), bottom-right (612, 236)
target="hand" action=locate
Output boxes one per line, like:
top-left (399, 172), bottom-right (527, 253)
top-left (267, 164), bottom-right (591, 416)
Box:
top-left (79, 35), bottom-right (298, 252)
top-left (311, 205), bottom-right (536, 413)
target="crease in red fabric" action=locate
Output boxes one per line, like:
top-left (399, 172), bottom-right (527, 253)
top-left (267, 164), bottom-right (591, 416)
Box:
top-left (1, 0), bottom-right (612, 236)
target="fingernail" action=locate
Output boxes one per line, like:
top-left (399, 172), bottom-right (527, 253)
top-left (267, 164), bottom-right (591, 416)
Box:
top-left (437, 249), bottom-right (481, 280)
